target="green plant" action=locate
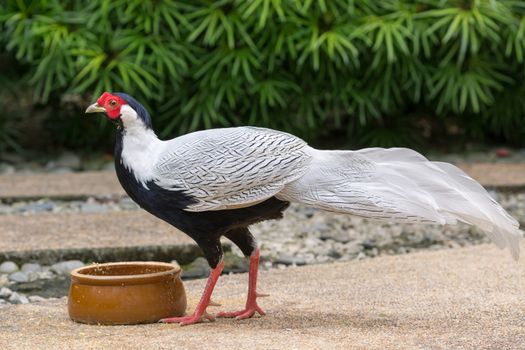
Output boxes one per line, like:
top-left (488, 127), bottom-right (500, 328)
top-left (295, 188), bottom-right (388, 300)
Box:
top-left (1, 0), bottom-right (525, 152)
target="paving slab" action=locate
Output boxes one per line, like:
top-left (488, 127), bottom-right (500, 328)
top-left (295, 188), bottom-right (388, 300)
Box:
top-left (0, 243), bottom-right (524, 350)
top-left (0, 211), bottom-right (192, 252)
top-left (0, 171), bottom-right (124, 199)
top-left (1, 163), bottom-right (525, 200)
top-left (0, 211), bottom-right (203, 264)
top-left (458, 162), bottom-right (525, 188)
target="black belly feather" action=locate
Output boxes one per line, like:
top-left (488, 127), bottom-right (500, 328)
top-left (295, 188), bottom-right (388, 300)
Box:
top-left (114, 132), bottom-right (289, 267)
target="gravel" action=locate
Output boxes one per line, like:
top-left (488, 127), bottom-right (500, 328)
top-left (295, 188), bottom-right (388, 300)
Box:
top-left (21, 263), bottom-right (42, 274)
top-left (8, 292), bottom-right (29, 304)
top-left (28, 295), bottom-right (47, 303)
top-left (0, 287), bottom-right (12, 298)
top-left (79, 202), bottom-right (108, 214)
top-left (0, 163), bottom-right (15, 175)
top-left (180, 257), bottom-right (210, 279)
top-left (1, 152), bottom-right (113, 174)
top-left (0, 197), bottom-right (139, 215)
top-left (46, 152), bottom-right (82, 171)
top-left (0, 261), bottom-right (19, 274)
top-left (274, 254), bottom-right (307, 266)
top-left (9, 272), bottom-right (29, 283)
top-left (19, 202), bottom-right (55, 213)
top-left (0, 260), bottom-right (86, 305)
top-left (0, 275), bottom-right (9, 287)
top-left (50, 260), bottom-right (84, 275)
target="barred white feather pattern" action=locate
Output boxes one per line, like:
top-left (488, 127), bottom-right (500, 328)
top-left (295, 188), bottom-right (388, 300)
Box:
top-left (277, 147), bottom-right (522, 260)
top-left (153, 127), bottom-right (312, 211)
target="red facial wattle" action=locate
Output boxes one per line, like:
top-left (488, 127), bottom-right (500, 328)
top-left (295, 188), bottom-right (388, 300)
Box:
top-left (96, 92), bottom-right (127, 119)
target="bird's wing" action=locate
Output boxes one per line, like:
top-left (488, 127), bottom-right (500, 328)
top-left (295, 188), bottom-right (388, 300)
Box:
top-left (152, 127), bottom-right (312, 211)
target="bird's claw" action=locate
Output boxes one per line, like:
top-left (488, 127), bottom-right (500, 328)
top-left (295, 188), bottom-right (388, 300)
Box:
top-left (208, 299), bottom-right (222, 307)
top-left (159, 311), bottom-right (215, 326)
top-left (217, 304), bottom-right (266, 320)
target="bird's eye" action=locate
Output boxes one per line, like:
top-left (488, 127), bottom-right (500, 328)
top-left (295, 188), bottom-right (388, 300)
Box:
top-left (109, 100), bottom-right (117, 107)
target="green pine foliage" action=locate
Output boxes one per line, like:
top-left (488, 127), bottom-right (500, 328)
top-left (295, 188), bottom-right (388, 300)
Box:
top-left (1, 0), bottom-right (525, 151)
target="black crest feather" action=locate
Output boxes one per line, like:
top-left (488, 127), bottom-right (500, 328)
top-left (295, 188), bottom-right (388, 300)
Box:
top-left (114, 92), bottom-right (153, 129)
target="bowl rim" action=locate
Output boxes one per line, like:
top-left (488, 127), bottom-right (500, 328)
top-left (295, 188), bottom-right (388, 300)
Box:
top-left (70, 261), bottom-right (181, 286)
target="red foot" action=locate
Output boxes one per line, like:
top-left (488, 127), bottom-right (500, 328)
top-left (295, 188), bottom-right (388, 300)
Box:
top-left (217, 249), bottom-right (267, 320)
top-left (159, 260), bottom-right (224, 326)
top-left (217, 304), bottom-right (265, 320)
top-left (160, 312), bottom-right (215, 326)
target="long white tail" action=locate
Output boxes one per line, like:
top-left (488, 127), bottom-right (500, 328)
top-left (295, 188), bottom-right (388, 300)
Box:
top-left (277, 147), bottom-right (522, 260)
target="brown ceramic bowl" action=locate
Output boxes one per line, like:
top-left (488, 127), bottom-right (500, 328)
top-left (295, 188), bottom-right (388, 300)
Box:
top-left (68, 261), bottom-right (186, 325)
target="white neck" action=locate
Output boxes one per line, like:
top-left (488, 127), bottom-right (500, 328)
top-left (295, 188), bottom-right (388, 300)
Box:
top-left (119, 105), bottom-right (163, 187)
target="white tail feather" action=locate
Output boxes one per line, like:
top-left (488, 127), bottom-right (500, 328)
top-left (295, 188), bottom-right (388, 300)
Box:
top-left (277, 147), bottom-right (522, 260)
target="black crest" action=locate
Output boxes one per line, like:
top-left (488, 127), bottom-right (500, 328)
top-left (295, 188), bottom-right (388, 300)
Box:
top-left (114, 92), bottom-right (153, 129)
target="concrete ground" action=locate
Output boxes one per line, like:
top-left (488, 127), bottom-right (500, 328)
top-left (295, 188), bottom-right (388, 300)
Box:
top-left (0, 211), bottom-right (192, 252)
top-left (0, 211), bottom-right (202, 264)
top-left (0, 243), bottom-right (524, 350)
top-left (0, 171), bottom-right (124, 199)
top-left (458, 162), bottom-right (525, 188)
top-left (1, 163), bottom-right (525, 199)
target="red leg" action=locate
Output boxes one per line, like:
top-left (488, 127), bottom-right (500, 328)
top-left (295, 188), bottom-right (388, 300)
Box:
top-left (160, 260), bottom-right (224, 326)
top-left (217, 248), bottom-right (266, 320)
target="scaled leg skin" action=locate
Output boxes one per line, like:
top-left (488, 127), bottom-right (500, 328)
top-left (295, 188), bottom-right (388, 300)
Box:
top-left (160, 260), bottom-right (224, 326)
top-left (217, 248), bottom-right (266, 320)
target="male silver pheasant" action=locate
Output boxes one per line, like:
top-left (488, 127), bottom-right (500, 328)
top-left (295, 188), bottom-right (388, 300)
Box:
top-left (86, 92), bottom-right (522, 326)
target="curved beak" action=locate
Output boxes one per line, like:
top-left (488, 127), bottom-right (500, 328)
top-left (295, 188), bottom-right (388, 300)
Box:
top-left (85, 103), bottom-right (106, 114)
